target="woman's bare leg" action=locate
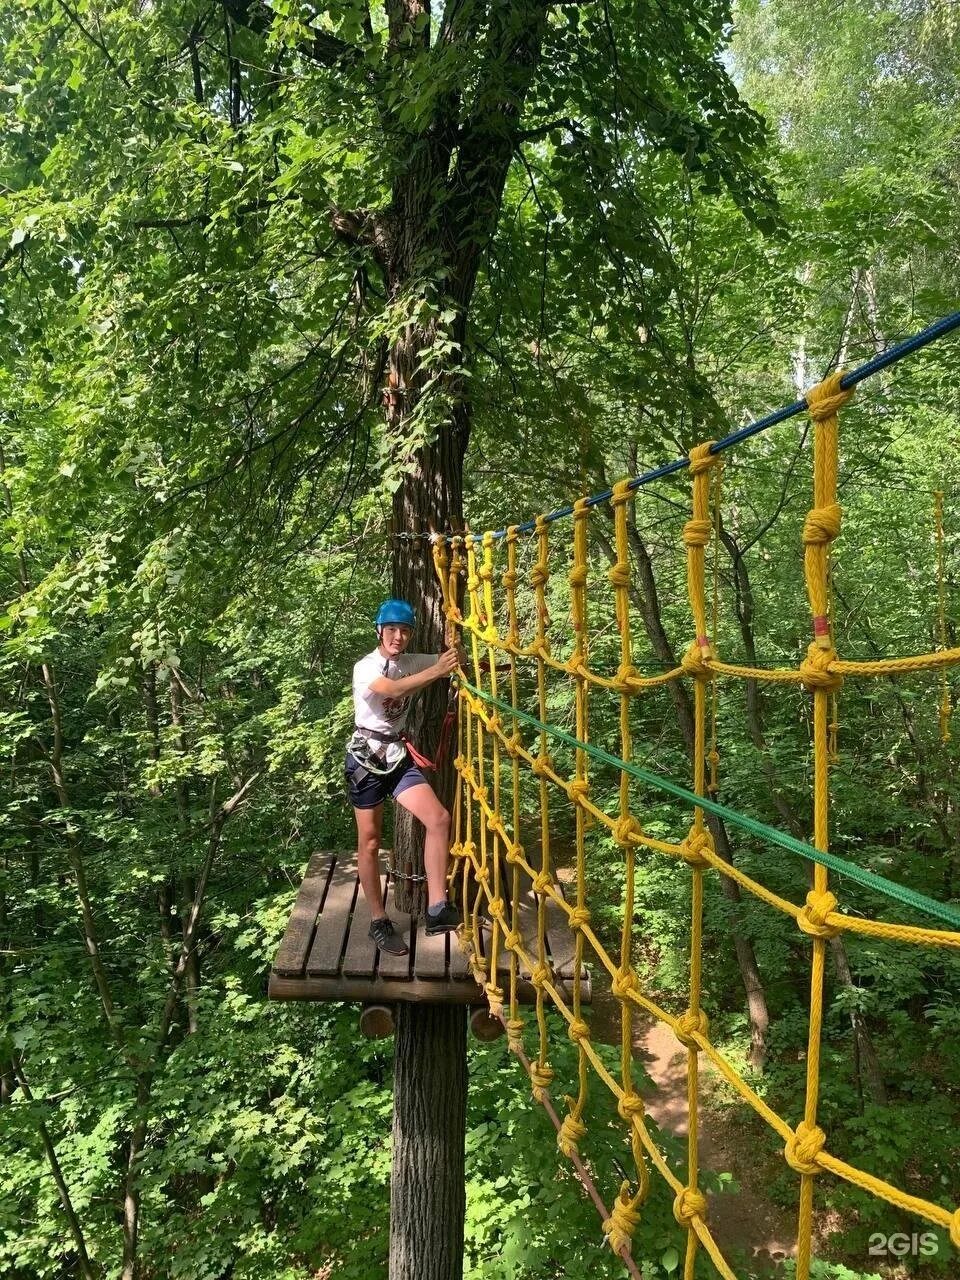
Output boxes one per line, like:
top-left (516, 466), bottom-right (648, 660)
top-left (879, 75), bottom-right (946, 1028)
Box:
top-left (354, 803), bottom-right (386, 917)
top-left (395, 782), bottom-right (451, 905)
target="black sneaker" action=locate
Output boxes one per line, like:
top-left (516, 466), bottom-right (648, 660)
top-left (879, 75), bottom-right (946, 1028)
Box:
top-left (425, 902), bottom-right (462, 935)
top-left (369, 917), bottom-right (408, 955)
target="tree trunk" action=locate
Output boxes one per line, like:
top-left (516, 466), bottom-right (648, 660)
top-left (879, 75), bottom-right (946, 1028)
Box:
top-left (390, 1003), bottom-right (467, 1280)
top-left (388, 334), bottom-right (469, 916)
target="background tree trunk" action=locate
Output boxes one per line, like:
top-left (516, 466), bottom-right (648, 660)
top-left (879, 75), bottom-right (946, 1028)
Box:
top-left (390, 1002), bottom-right (468, 1280)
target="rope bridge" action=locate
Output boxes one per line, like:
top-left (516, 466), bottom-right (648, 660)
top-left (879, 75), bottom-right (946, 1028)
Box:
top-left (429, 324), bottom-right (960, 1279)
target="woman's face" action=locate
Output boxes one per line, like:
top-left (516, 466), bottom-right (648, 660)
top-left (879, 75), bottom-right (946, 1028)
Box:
top-left (379, 624), bottom-right (413, 657)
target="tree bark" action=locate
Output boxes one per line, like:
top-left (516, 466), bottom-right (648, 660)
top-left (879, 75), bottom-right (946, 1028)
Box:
top-left (390, 1003), bottom-right (467, 1280)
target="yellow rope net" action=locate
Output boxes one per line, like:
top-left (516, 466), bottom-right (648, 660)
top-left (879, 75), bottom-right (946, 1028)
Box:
top-left (432, 373), bottom-right (960, 1279)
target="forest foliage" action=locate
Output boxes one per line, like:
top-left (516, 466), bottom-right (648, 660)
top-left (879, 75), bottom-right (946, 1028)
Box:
top-left (1, 1), bottom-right (959, 1278)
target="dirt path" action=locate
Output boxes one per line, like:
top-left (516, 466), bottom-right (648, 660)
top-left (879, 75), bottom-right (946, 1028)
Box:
top-left (592, 990), bottom-right (796, 1277)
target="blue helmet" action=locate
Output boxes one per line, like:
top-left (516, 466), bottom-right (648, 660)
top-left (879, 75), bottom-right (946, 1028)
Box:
top-left (375, 598), bottom-right (416, 629)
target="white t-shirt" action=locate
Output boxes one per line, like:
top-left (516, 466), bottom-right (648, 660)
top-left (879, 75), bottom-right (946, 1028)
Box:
top-left (351, 648), bottom-right (437, 766)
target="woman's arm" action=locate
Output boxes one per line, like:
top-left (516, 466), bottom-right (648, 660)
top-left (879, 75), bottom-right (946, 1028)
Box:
top-left (367, 647), bottom-right (459, 697)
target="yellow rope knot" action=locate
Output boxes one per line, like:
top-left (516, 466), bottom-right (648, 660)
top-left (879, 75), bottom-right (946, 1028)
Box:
top-left (504, 929), bottom-right (522, 950)
top-left (531, 962), bottom-right (552, 988)
top-left (484, 712), bottom-right (501, 734)
top-left (803, 502), bottom-right (842, 546)
top-left (567, 906), bottom-right (592, 931)
top-left (679, 826), bottom-right (714, 870)
top-left (453, 754), bottom-right (467, 772)
top-left (611, 968), bottom-right (640, 1000)
top-left (485, 813), bottom-right (503, 837)
top-left (682, 517), bottom-right (712, 548)
top-left (799, 642), bottom-right (843, 692)
top-left (618, 1092), bottom-right (646, 1122)
top-left (478, 564), bottom-right (493, 582)
top-left (614, 663), bottom-right (639, 691)
top-left (673, 1185), bottom-right (708, 1227)
top-left (607, 561), bottom-right (631, 588)
top-left (558, 1106), bottom-right (588, 1157)
top-left (485, 984), bottom-right (504, 1017)
top-left (797, 889), bottom-right (840, 939)
top-left (614, 815), bottom-right (643, 847)
top-left (603, 1182), bottom-right (641, 1254)
top-left (501, 570), bottom-right (518, 589)
top-left (506, 1017), bottom-right (524, 1051)
top-left (532, 870), bottom-right (553, 893)
top-left (784, 1120), bottom-right (826, 1175)
top-left (531, 754), bottom-right (553, 778)
top-left (675, 1007), bottom-right (710, 1048)
top-left (474, 865), bottom-right (491, 883)
top-left (688, 441), bottom-right (719, 474)
top-left (454, 840), bottom-right (474, 860)
top-left (530, 1060), bottom-right (554, 1100)
top-left (567, 1017), bottom-right (590, 1044)
top-left (487, 897), bottom-right (506, 920)
top-left (530, 565), bottom-right (549, 587)
top-left (567, 779), bottom-right (589, 803)
top-left (504, 841), bottom-right (524, 865)
top-left (569, 565), bottom-right (588, 588)
top-left (805, 371), bottom-right (853, 423)
top-left (466, 574), bottom-right (480, 592)
top-left (681, 641), bottom-right (715, 680)
top-left (611, 479), bottom-right (634, 506)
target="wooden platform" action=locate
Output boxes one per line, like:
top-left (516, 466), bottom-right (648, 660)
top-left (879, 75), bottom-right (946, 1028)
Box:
top-left (268, 851), bottom-right (590, 1006)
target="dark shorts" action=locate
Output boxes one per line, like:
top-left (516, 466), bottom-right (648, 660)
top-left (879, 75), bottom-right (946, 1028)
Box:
top-left (345, 752), bottom-right (428, 810)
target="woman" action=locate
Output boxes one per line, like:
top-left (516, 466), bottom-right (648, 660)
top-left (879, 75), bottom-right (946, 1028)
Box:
top-left (347, 598), bottom-right (462, 955)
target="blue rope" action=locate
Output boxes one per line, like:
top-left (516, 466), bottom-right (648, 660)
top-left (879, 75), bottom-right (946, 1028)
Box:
top-left (473, 309), bottom-right (960, 542)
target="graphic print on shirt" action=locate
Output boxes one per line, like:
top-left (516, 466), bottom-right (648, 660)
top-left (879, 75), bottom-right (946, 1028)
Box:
top-left (381, 693), bottom-right (409, 722)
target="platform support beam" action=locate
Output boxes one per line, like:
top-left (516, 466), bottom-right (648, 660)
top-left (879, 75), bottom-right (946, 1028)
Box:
top-left (389, 1001), bottom-right (467, 1280)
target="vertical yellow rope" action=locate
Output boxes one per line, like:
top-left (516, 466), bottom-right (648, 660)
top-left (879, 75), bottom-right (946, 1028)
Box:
top-left (677, 441), bottom-right (721, 1276)
top-left (935, 490), bottom-right (951, 743)
top-left (465, 535), bottom-right (491, 990)
top-left (503, 526), bottom-right (525, 1052)
top-left (531, 514), bottom-right (555, 1100)
top-left (603, 480), bottom-right (649, 1254)
top-left (793, 372), bottom-right (852, 1280)
top-left (559, 499), bottom-right (591, 1159)
top-left (708, 460), bottom-right (722, 795)
top-left (481, 532), bottom-right (505, 1017)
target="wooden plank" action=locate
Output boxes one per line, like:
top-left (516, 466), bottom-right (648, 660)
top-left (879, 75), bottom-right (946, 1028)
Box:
top-left (447, 931), bottom-right (472, 980)
top-left (414, 921), bottom-right (450, 980)
top-left (267, 970), bottom-right (580, 1006)
top-left (376, 871), bottom-right (413, 980)
top-left (272, 853), bottom-right (334, 978)
top-left (269, 972), bottom-right (486, 1005)
top-left (342, 870), bottom-right (386, 979)
top-left (544, 883), bottom-right (578, 978)
top-left (306, 856), bottom-right (359, 977)
top-left (510, 892), bottom-right (540, 979)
